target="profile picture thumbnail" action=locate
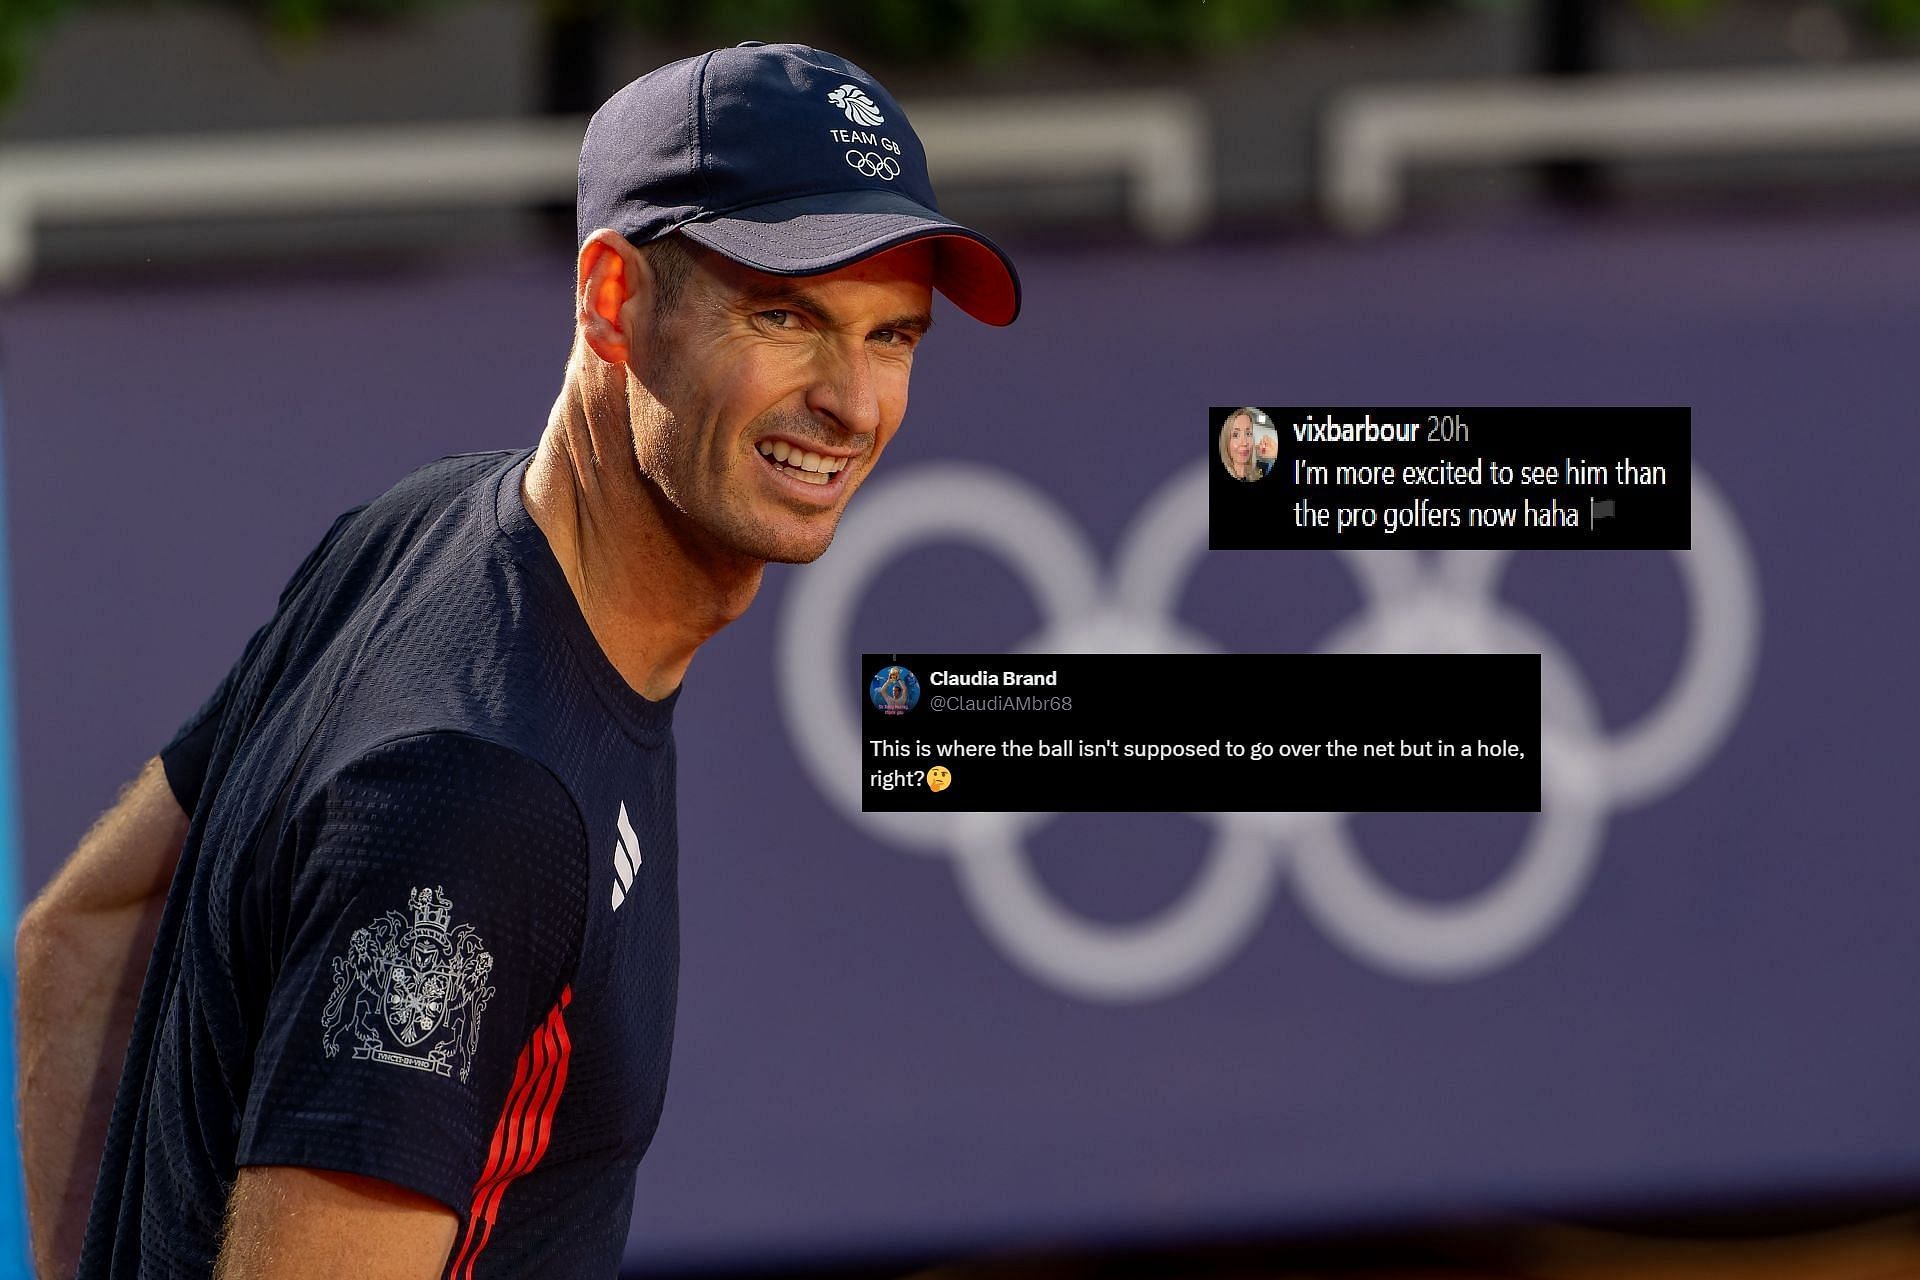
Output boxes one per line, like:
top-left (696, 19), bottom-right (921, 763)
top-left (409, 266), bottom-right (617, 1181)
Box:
top-left (1218, 406), bottom-right (1277, 483)
top-left (869, 664), bottom-right (920, 715)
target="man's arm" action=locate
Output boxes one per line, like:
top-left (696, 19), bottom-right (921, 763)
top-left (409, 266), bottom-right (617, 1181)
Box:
top-left (223, 735), bottom-right (588, 1276)
top-left (213, 1167), bottom-right (457, 1279)
top-left (15, 757), bottom-right (188, 1277)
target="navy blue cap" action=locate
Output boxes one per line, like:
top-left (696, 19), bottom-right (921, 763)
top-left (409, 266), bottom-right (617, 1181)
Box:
top-left (577, 42), bottom-right (1020, 326)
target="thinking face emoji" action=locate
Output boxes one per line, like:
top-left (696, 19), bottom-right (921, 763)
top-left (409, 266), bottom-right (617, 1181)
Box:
top-left (926, 765), bottom-right (952, 793)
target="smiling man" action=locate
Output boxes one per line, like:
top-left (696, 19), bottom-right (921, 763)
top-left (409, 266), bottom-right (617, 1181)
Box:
top-left (15, 41), bottom-right (1018, 1280)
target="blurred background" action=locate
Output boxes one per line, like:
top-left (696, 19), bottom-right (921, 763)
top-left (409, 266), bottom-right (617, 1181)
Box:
top-left (3, 1), bottom-right (1920, 1276)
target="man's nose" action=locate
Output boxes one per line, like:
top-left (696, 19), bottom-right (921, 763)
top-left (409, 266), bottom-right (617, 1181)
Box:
top-left (805, 342), bottom-right (881, 438)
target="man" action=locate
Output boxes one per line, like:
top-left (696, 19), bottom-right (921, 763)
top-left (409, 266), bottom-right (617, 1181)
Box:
top-left (15, 41), bottom-right (1018, 1278)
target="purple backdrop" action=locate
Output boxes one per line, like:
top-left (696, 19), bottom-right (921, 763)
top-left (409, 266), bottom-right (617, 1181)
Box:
top-left (4, 211), bottom-right (1917, 1271)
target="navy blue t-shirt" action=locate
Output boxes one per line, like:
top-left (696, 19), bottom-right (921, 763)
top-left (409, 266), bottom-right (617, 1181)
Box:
top-left (79, 450), bottom-right (681, 1278)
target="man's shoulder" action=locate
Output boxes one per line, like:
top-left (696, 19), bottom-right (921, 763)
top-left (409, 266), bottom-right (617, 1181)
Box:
top-left (296, 448), bottom-right (560, 721)
top-left (207, 445), bottom-right (658, 877)
top-left (377, 449), bottom-right (524, 510)
top-left (269, 450), bottom-right (525, 623)
top-left (345, 449), bottom-right (525, 549)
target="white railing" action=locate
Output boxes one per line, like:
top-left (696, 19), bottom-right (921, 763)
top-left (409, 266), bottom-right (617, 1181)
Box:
top-left (0, 91), bottom-right (1211, 287)
top-left (915, 91), bottom-right (1211, 242)
top-left (1323, 62), bottom-right (1920, 233)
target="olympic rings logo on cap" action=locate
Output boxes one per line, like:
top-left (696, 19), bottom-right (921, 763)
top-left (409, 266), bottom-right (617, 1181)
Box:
top-left (845, 151), bottom-right (901, 181)
top-left (776, 461), bottom-right (1760, 1002)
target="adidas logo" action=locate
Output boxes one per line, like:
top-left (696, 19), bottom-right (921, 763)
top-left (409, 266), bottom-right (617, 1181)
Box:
top-left (610, 802), bottom-right (642, 911)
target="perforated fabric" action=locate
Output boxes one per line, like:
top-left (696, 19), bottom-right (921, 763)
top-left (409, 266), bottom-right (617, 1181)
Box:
top-left (80, 451), bottom-right (681, 1279)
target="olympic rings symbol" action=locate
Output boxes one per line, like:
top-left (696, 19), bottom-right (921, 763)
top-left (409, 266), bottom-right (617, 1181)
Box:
top-left (776, 461), bottom-right (1761, 1002)
top-left (845, 150), bottom-right (901, 181)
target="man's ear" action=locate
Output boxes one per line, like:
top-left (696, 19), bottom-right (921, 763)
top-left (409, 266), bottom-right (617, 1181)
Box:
top-left (576, 229), bottom-right (652, 366)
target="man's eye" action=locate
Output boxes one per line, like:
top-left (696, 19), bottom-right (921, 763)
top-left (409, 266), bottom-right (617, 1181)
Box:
top-left (759, 310), bottom-right (792, 327)
top-left (871, 328), bottom-right (913, 347)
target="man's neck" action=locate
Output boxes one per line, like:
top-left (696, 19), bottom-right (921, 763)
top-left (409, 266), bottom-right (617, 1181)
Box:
top-left (522, 380), bottom-right (762, 702)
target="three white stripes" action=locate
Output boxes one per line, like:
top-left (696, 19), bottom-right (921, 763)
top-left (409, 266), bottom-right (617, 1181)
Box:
top-left (610, 802), bottom-right (642, 911)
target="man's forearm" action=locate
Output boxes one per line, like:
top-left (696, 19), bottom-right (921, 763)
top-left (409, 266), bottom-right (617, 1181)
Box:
top-left (16, 758), bottom-right (189, 1278)
top-left (16, 895), bottom-right (167, 1277)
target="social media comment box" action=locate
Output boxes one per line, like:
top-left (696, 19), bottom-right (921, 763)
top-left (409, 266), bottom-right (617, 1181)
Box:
top-left (861, 654), bottom-right (1540, 813)
top-left (1210, 407), bottom-right (1691, 550)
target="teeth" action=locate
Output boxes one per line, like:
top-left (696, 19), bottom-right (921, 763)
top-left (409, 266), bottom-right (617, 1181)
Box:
top-left (757, 439), bottom-right (855, 483)
top-left (760, 447), bottom-right (842, 486)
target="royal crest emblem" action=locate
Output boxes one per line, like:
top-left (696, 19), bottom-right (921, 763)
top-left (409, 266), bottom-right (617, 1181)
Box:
top-left (321, 886), bottom-right (495, 1081)
top-left (826, 83), bottom-right (884, 126)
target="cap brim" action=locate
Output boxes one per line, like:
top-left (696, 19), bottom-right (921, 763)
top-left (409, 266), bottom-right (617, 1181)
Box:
top-left (676, 189), bottom-right (1021, 326)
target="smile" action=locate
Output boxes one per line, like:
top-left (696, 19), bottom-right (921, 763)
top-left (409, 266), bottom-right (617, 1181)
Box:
top-left (756, 438), bottom-right (852, 488)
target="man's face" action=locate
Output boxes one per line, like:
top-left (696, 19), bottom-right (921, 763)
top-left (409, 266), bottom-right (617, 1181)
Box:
top-left (628, 241), bottom-right (936, 565)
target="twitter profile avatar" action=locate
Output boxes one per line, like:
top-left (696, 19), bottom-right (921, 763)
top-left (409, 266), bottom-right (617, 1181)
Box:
top-left (870, 665), bottom-right (920, 715)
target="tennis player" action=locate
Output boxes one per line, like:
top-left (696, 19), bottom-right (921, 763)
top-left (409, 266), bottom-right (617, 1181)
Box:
top-left (15, 41), bottom-right (1018, 1278)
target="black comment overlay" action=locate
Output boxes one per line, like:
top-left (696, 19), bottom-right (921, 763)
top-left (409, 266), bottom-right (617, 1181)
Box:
top-left (1210, 407), bottom-right (1691, 550)
top-left (861, 654), bottom-right (1540, 813)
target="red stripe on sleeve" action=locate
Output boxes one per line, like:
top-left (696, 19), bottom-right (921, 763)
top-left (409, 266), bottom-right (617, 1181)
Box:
top-left (448, 1016), bottom-right (552, 1273)
top-left (447, 987), bottom-right (574, 1280)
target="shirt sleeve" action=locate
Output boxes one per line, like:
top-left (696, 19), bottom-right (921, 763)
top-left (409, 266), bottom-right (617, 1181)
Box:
top-left (235, 731), bottom-right (591, 1218)
top-left (158, 504), bottom-right (367, 813)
